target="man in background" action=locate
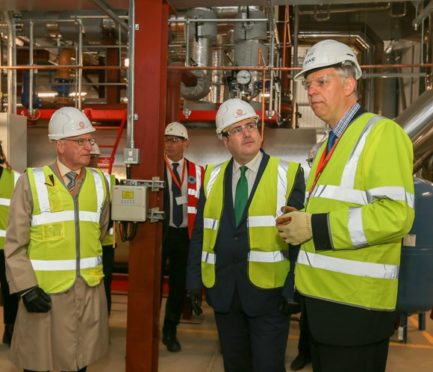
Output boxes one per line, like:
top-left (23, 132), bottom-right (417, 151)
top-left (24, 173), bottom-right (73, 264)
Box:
top-left (162, 121), bottom-right (203, 352)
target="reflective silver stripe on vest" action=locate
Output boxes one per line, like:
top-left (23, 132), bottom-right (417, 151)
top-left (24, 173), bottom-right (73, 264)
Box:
top-left (297, 250), bottom-right (398, 279)
top-left (0, 230), bottom-right (5, 237)
top-left (249, 250), bottom-right (287, 263)
top-left (33, 168), bottom-right (50, 213)
top-left (90, 168), bottom-right (104, 214)
top-left (187, 206), bottom-right (197, 214)
top-left (0, 198), bottom-right (10, 206)
top-left (348, 208), bottom-right (367, 247)
top-left (368, 186), bottom-right (414, 208)
top-left (310, 185), bottom-right (414, 209)
top-left (31, 168), bottom-right (104, 226)
top-left (341, 116), bottom-right (382, 188)
top-left (311, 185), bottom-right (368, 205)
top-left (32, 210), bottom-right (100, 226)
top-left (195, 165), bottom-right (202, 198)
top-left (30, 256), bottom-right (102, 271)
top-left (201, 251), bottom-right (216, 264)
top-left (276, 160), bottom-right (289, 217)
top-left (248, 215), bottom-right (275, 227)
top-left (188, 188), bottom-right (197, 196)
top-left (203, 218), bottom-right (218, 230)
top-left (206, 163), bottom-right (223, 197)
top-left (247, 160), bottom-right (290, 227)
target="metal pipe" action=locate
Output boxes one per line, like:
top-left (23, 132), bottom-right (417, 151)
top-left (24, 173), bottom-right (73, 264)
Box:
top-left (413, 0), bottom-right (433, 30)
top-left (168, 17), bottom-right (268, 23)
top-left (92, 0), bottom-right (129, 33)
top-left (5, 11), bottom-right (16, 114)
top-left (126, 0), bottom-right (135, 149)
top-left (77, 19), bottom-right (84, 110)
top-left (29, 20), bottom-right (34, 115)
top-left (292, 6), bottom-right (300, 129)
top-left (298, 3), bottom-right (390, 16)
top-left (0, 65), bottom-right (124, 70)
top-left (268, 8), bottom-right (275, 120)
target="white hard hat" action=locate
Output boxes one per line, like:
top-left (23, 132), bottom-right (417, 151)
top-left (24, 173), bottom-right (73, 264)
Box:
top-left (48, 107), bottom-right (95, 141)
top-left (164, 122), bottom-right (188, 140)
top-left (215, 98), bottom-right (259, 137)
top-left (90, 143), bottom-right (100, 155)
top-left (294, 39), bottom-right (362, 81)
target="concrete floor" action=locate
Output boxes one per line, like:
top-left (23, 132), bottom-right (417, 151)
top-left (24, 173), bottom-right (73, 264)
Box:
top-left (0, 294), bottom-right (432, 371)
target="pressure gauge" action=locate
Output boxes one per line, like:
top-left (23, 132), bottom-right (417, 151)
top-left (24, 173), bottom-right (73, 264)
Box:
top-left (236, 70), bottom-right (251, 85)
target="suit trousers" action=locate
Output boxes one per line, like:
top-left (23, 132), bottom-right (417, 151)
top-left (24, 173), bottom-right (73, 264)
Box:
top-left (214, 291), bottom-right (290, 372)
top-left (309, 334), bottom-right (390, 372)
top-left (162, 227), bottom-right (189, 337)
top-left (0, 250), bottom-right (18, 324)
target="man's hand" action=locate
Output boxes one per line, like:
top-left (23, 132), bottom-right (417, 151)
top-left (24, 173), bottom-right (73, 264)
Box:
top-left (22, 286), bottom-right (51, 313)
top-left (186, 289), bottom-right (203, 316)
top-left (276, 211), bottom-right (312, 245)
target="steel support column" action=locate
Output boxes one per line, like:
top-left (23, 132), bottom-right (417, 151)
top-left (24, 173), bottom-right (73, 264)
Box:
top-left (126, 1), bottom-right (168, 371)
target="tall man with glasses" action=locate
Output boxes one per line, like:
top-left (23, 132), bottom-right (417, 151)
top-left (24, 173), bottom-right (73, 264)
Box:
top-left (5, 106), bottom-right (110, 372)
top-left (186, 98), bottom-right (305, 372)
top-left (277, 39), bottom-right (414, 372)
top-left (161, 122), bottom-right (204, 352)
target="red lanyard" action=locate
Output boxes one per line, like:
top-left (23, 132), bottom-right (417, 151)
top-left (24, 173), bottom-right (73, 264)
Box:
top-left (164, 155), bottom-right (185, 190)
top-left (308, 137), bottom-right (340, 194)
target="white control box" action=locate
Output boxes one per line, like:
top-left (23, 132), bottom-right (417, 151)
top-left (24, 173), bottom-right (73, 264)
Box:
top-left (111, 185), bottom-right (148, 222)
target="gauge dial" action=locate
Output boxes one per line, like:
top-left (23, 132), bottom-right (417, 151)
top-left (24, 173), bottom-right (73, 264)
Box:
top-left (236, 70), bottom-right (251, 85)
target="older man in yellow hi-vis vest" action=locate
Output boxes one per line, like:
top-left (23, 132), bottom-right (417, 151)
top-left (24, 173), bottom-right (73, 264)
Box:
top-left (5, 107), bottom-right (110, 372)
top-left (277, 39), bottom-right (414, 372)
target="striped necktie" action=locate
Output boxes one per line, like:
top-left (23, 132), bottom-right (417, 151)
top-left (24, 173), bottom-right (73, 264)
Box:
top-left (65, 171), bottom-right (77, 191)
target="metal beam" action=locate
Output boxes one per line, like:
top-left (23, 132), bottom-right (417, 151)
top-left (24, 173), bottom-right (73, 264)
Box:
top-left (92, 0), bottom-right (129, 33)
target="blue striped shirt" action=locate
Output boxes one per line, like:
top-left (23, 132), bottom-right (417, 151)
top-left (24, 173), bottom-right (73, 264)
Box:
top-left (330, 103), bottom-right (361, 139)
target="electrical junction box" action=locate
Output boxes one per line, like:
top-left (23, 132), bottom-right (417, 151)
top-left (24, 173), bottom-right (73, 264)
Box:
top-left (111, 185), bottom-right (148, 222)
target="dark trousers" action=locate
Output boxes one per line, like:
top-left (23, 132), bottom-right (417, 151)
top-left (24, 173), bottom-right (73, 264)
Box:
top-left (309, 335), bottom-right (390, 372)
top-left (162, 227), bottom-right (189, 337)
top-left (102, 245), bottom-right (114, 314)
top-left (214, 292), bottom-right (290, 372)
top-left (297, 310), bottom-right (310, 357)
top-left (0, 250), bottom-right (18, 325)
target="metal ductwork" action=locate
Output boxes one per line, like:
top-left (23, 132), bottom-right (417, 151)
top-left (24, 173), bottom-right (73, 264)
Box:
top-left (180, 7), bottom-right (216, 101)
top-left (396, 89), bottom-right (433, 173)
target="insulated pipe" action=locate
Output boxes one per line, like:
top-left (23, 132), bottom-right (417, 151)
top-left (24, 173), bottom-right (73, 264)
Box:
top-left (396, 89), bottom-right (433, 173)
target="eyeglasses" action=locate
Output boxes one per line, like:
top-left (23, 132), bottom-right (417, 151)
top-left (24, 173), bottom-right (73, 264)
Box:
top-left (222, 122), bottom-right (258, 137)
top-left (63, 138), bottom-right (96, 147)
top-left (302, 73), bottom-right (342, 90)
top-left (164, 136), bottom-right (185, 144)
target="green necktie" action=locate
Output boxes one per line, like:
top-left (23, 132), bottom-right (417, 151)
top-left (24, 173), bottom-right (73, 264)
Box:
top-left (234, 165), bottom-right (248, 226)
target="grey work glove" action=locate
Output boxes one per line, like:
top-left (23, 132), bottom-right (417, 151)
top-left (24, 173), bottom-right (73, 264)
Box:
top-left (187, 289), bottom-right (203, 316)
top-left (22, 286), bottom-right (51, 313)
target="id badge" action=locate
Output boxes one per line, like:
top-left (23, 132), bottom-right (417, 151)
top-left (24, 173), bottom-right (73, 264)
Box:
top-left (175, 195), bottom-right (187, 205)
